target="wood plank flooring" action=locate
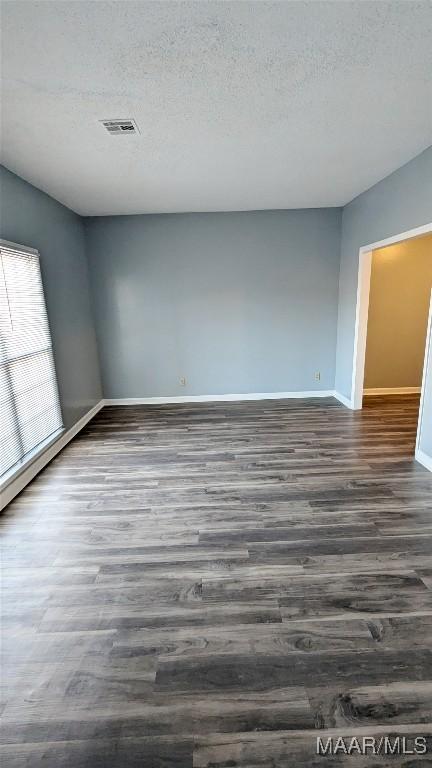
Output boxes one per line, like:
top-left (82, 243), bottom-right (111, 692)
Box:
top-left (1, 394), bottom-right (432, 766)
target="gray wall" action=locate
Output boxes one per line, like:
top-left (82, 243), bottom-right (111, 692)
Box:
top-left (0, 165), bottom-right (102, 429)
top-left (335, 147), bottom-right (432, 400)
top-left (85, 209), bottom-right (341, 398)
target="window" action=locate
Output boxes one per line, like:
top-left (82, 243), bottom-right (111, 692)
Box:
top-left (0, 240), bottom-right (63, 480)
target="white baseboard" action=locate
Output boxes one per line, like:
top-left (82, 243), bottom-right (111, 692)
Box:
top-left (415, 449), bottom-right (432, 473)
top-left (103, 390), bottom-right (334, 406)
top-left (0, 400), bottom-right (104, 510)
top-left (364, 387), bottom-right (421, 395)
top-left (333, 391), bottom-right (353, 408)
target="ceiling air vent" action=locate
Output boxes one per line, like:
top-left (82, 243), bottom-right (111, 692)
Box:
top-left (100, 119), bottom-right (139, 135)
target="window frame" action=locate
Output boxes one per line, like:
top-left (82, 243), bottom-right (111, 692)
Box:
top-left (0, 238), bottom-right (64, 490)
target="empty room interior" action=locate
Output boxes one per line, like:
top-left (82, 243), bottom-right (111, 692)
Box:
top-left (1, 2), bottom-right (432, 766)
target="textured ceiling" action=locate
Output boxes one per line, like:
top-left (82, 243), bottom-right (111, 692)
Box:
top-left (1, 1), bottom-right (431, 216)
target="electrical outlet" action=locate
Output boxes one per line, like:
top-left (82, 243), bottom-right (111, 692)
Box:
top-left (179, 376), bottom-right (186, 386)
top-left (314, 371), bottom-right (321, 381)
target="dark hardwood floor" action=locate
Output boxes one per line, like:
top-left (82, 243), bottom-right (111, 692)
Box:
top-left (1, 394), bottom-right (432, 766)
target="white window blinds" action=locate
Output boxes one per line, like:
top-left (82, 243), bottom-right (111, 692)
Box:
top-left (0, 241), bottom-right (63, 479)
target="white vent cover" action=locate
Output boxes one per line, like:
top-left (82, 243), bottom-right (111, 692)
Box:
top-left (100, 119), bottom-right (139, 135)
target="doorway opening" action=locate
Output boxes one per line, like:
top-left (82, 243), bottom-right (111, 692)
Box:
top-left (350, 223), bottom-right (432, 469)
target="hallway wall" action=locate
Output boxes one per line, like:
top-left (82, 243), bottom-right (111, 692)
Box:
top-left (364, 235), bottom-right (432, 389)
